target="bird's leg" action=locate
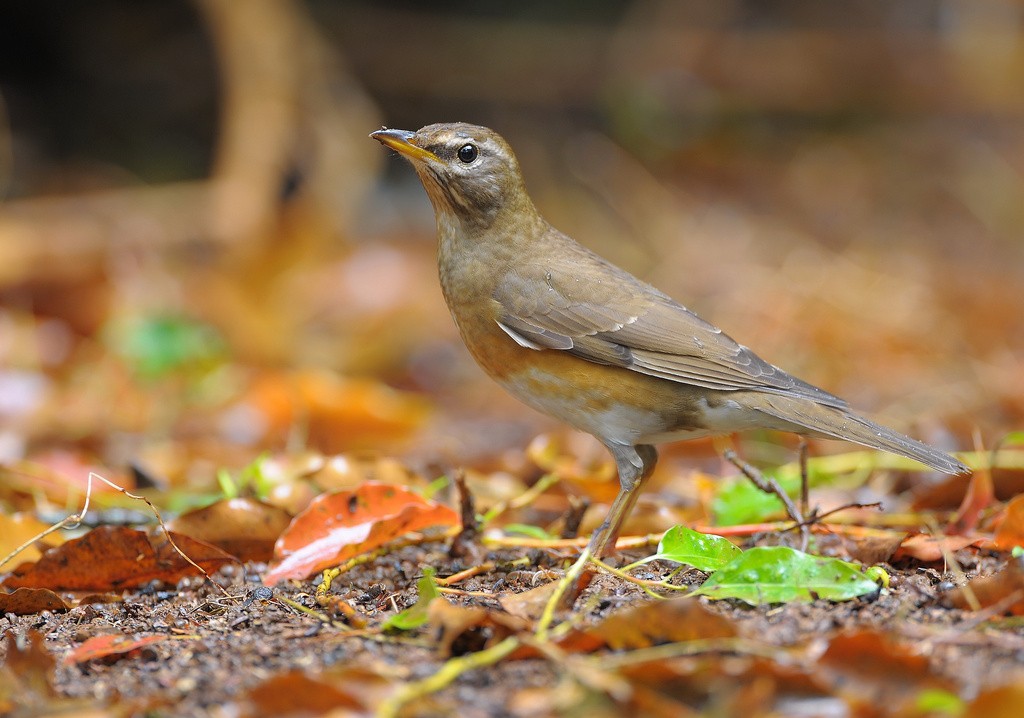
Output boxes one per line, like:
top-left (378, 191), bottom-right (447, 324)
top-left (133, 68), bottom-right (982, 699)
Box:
top-left (723, 448), bottom-right (809, 551)
top-left (557, 443), bottom-right (657, 608)
top-left (585, 443), bottom-right (658, 559)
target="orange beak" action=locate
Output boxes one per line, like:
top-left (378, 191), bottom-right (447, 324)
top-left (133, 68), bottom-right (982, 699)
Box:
top-left (370, 128), bottom-right (439, 163)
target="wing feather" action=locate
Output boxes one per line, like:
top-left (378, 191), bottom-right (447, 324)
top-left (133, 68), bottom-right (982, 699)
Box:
top-left (493, 241), bottom-right (847, 409)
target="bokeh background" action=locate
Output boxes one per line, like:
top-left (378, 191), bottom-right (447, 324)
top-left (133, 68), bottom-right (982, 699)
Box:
top-left (1, 0), bottom-right (1021, 491)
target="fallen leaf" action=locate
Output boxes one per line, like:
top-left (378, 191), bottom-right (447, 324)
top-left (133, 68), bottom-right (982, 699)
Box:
top-left (240, 671), bottom-right (362, 716)
top-left (1, 452), bottom-right (130, 506)
top-left (0, 513), bottom-right (66, 572)
top-left (232, 370), bottom-right (430, 454)
top-left (818, 630), bottom-right (953, 707)
top-left (263, 482), bottom-right (459, 585)
top-left (168, 498), bottom-right (292, 562)
top-left (0, 588), bottom-right (71, 615)
top-left (894, 533), bottom-right (986, 562)
top-left (941, 556), bottom-right (1024, 614)
top-left (0, 630), bottom-right (57, 715)
top-left (693, 546), bottom-right (881, 605)
top-left (499, 580), bottom-right (559, 623)
top-left (236, 667), bottom-right (397, 718)
top-left (566, 597), bottom-right (737, 652)
top-left (63, 634), bottom-right (168, 665)
top-left (947, 468), bottom-right (995, 535)
top-left (641, 525), bottom-right (742, 572)
top-left (2, 526), bottom-right (236, 590)
top-left (427, 599), bottom-right (530, 657)
top-left (993, 494), bottom-right (1024, 551)
top-left (964, 684), bottom-right (1024, 718)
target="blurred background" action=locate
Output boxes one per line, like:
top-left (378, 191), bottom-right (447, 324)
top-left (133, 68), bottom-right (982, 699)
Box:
top-left (0, 0), bottom-right (1021, 496)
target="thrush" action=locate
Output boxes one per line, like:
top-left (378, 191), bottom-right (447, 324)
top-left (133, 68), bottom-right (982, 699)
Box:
top-left (371, 122), bottom-right (970, 566)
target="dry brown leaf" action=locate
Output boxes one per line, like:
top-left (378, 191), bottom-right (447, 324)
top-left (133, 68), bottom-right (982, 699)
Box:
top-left (818, 630), bottom-right (953, 707)
top-left (427, 599), bottom-right (530, 658)
top-left (941, 556), bottom-right (1024, 615)
top-left (168, 497), bottom-right (292, 562)
top-left (0, 630), bottom-right (58, 715)
top-left (0, 588), bottom-right (71, 615)
top-left (229, 369), bottom-right (430, 454)
top-left (559, 597), bottom-right (737, 654)
top-left (2, 526), bottom-right (235, 591)
top-left (499, 580), bottom-right (559, 623)
top-left (894, 533), bottom-right (985, 562)
top-left (964, 684), bottom-right (1024, 718)
top-left (0, 513), bottom-right (66, 572)
top-left (993, 494), bottom-right (1024, 551)
top-left (947, 468), bottom-right (995, 535)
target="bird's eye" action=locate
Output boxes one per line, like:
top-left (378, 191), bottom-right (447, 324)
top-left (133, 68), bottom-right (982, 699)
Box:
top-left (457, 144), bottom-right (478, 163)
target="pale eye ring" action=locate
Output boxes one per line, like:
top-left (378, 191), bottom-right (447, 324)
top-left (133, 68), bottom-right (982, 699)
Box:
top-left (457, 144), bottom-right (478, 163)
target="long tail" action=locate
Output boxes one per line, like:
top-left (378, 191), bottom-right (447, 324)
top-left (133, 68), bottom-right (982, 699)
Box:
top-left (750, 394), bottom-right (970, 475)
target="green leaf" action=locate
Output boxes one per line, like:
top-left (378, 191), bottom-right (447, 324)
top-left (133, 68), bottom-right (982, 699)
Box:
top-left (646, 526), bottom-right (742, 572)
top-left (1001, 431), bottom-right (1024, 447)
top-left (383, 567), bottom-right (439, 631)
top-left (503, 523), bottom-right (554, 540)
top-left (914, 689), bottom-right (965, 716)
top-left (105, 314), bottom-right (225, 379)
top-left (693, 546), bottom-right (882, 605)
top-left (711, 475), bottom-right (792, 526)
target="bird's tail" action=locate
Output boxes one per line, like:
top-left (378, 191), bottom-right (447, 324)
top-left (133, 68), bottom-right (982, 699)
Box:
top-left (750, 394), bottom-right (970, 475)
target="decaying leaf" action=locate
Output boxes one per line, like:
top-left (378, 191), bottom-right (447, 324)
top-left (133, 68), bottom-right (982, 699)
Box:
top-left (1, 526), bottom-right (235, 591)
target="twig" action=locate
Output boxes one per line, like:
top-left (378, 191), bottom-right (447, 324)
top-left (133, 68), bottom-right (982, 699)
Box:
top-left (448, 469), bottom-right (479, 558)
top-left (724, 449), bottom-right (809, 551)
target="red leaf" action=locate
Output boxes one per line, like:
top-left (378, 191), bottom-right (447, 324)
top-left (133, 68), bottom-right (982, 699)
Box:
top-left (263, 482), bottom-right (459, 585)
top-left (63, 634), bottom-right (167, 665)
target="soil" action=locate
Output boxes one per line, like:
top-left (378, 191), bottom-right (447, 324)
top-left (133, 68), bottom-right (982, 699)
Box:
top-left (3, 540), bottom-right (1021, 717)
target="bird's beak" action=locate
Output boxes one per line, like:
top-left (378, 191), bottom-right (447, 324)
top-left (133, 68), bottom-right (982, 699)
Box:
top-left (370, 128), bottom-right (439, 163)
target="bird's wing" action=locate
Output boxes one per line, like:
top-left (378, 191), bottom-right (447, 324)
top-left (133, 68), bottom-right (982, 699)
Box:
top-left (493, 245), bottom-right (847, 409)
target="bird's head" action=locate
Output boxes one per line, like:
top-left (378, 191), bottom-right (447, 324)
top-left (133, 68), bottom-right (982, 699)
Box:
top-left (371, 123), bottom-right (533, 230)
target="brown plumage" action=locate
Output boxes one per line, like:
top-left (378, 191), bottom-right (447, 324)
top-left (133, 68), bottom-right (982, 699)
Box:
top-left (371, 122), bottom-right (970, 563)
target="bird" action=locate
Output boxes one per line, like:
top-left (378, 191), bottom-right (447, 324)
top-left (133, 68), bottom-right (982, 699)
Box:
top-left (370, 122), bottom-right (970, 570)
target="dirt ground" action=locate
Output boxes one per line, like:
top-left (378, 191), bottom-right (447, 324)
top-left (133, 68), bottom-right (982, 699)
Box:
top-left (4, 537), bottom-right (1021, 718)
